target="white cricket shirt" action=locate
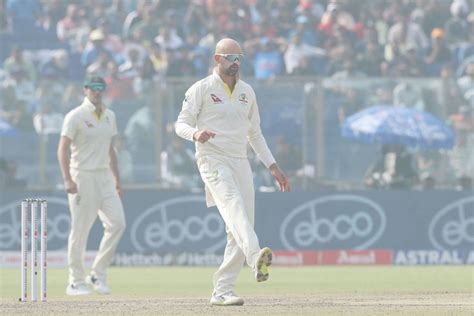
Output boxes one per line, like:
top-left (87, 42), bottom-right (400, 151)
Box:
top-left (61, 97), bottom-right (117, 171)
top-left (175, 69), bottom-right (276, 168)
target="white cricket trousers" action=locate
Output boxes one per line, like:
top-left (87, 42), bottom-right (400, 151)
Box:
top-left (197, 155), bottom-right (261, 295)
top-left (67, 168), bottom-right (126, 285)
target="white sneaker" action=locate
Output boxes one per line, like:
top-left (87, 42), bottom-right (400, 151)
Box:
top-left (86, 275), bottom-right (111, 295)
top-left (66, 283), bottom-right (92, 296)
top-left (254, 247), bottom-right (273, 282)
top-left (209, 292), bottom-right (244, 306)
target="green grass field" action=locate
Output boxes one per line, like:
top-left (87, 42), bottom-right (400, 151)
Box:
top-left (1, 266), bottom-right (473, 315)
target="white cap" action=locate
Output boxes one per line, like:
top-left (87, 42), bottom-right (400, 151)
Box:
top-left (90, 29), bottom-right (105, 41)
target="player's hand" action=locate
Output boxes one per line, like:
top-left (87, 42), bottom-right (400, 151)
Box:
top-left (269, 164), bottom-right (291, 192)
top-left (64, 178), bottom-right (78, 194)
top-left (193, 130), bottom-right (216, 143)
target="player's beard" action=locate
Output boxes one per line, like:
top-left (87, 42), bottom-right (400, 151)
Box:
top-left (224, 64), bottom-right (239, 77)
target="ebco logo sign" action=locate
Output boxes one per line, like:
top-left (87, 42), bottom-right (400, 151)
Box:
top-left (280, 195), bottom-right (386, 250)
top-left (428, 196), bottom-right (474, 250)
top-left (0, 197), bottom-right (70, 250)
top-left (130, 196), bottom-right (226, 253)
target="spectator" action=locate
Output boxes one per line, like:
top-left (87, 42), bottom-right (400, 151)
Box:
top-left (118, 47), bottom-right (143, 80)
top-left (384, 144), bottom-right (418, 189)
top-left (0, 158), bottom-right (27, 189)
top-left (457, 61), bottom-right (474, 107)
top-left (441, 64), bottom-right (466, 116)
top-left (319, 2), bottom-right (355, 38)
top-left (448, 105), bottom-right (474, 181)
top-left (4, 68), bottom-right (37, 111)
top-left (357, 40), bottom-right (384, 76)
top-left (160, 134), bottom-right (199, 190)
top-left (425, 28), bottom-right (452, 76)
top-left (81, 29), bottom-right (114, 68)
top-left (104, 0), bottom-right (128, 35)
top-left (91, 20), bottom-right (124, 56)
top-left (184, 32), bottom-right (212, 77)
top-left (0, 0), bottom-right (10, 34)
top-left (393, 82), bottom-right (425, 110)
top-left (418, 0), bottom-right (450, 38)
top-left (56, 4), bottom-right (90, 53)
top-left (284, 32), bottom-right (325, 75)
top-left (86, 50), bottom-right (111, 78)
top-left (288, 15), bottom-right (320, 47)
top-left (3, 46), bottom-right (36, 82)
top-left (444, 0), bottom-right (470, 44)
top-left (245, 36), bottom-right (286, 80)
top-left (331, 59), bottom-right (367, 79)
top-left (122, 0), bottom-right (148, 39)
top-left (325, 25), bottom-right (356, 75)
top-left (39, 49), bottom-right (68, 80)
top-left (183, 0), bottom-right (208, 37)
top-left (122, 27), bottom-right (148, 67)
top-left (131, 5), bottom-right (160, 43)
top-left (154, 24), bottom-right (184, 51)
top-left (33, 103), bottom-right (63, 135)
top-left (142, 42), bottom-right (168, 80)
top-left (383, 43), bottom-right (426, 77)
top-left (104, 61), bottom-right (135, 103)
top-left (6, 0), bottom-right (40, 36)
top-left (4, 100), bottom-right (34, 132)
top-left (37, 50), bottom-right (69, 111)
top-left (124, 102), bottom-right (157, 162)
top-left (386, 6), bottom-right (429, 61)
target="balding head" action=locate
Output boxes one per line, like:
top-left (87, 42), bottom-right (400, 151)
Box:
top-left (215, 38), bottom-right (242, 55)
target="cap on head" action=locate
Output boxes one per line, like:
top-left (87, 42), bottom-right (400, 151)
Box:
top-left (84, 75), bottom-right (106, 90)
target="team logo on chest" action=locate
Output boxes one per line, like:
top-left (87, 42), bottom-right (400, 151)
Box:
top-left (238, 93), bottom-right (248, 105)
top-left (84, 120), bottom-right (94, 128)
top-left (210, 94), bottom-right (223, 104)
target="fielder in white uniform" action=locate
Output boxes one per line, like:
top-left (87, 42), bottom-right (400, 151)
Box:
top-left (58, 76), bottom-right (126, 296)
top-left (175, 38), bottom-right (291, 306)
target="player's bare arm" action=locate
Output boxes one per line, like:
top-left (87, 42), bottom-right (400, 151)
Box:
top-left (57, 135), bottom-right (77, 194)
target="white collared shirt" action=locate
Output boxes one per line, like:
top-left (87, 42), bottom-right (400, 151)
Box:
top-left (61, 97), bottom-right (117, 171)
top-left (175, 69), bottom-right (275, 168)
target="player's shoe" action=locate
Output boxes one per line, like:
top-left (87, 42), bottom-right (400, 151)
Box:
top-left (66, 283), bottom-right (92, 296)
top-left (254, 247), bottom-right (273, 282)
top-left (210, 291), bottom-right (244, 306)
top-left (86, 275), bottom-right (111, 295)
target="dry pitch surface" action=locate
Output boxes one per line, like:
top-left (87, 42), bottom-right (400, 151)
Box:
top-left (1, 292), bottom-right (473, 315)
top-left (1, 266), bottom-right (473, 315)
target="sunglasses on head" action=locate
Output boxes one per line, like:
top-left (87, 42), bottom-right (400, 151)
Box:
top-left (217, 53), bottom-right (244, 63)
top-left (87, 85), bottom-right (106, 92)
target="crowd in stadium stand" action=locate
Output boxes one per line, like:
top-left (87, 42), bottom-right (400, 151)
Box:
top-left (0, 0), bottom-right (473, 190)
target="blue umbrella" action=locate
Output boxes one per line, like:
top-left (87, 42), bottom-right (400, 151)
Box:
top-left (341, 105), bottom-right (455, 149)
top-left (0, 118), bottom-right (16, 136)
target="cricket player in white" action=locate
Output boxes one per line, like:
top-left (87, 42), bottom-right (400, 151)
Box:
top-left (58, 76), bottom-right (126, 296)
top-left (175, 38), bottom-right (291, 306)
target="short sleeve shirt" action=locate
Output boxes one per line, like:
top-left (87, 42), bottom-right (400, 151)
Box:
top-left (61, 97), bottom-right (117, 171)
